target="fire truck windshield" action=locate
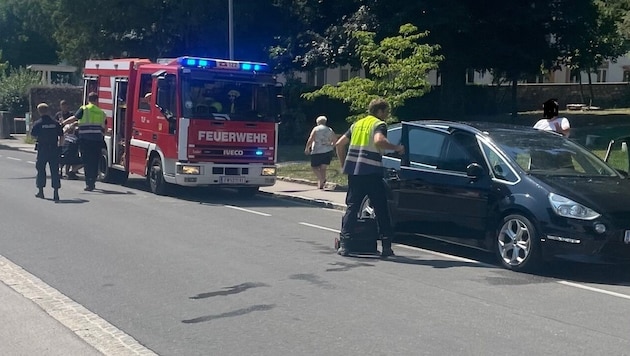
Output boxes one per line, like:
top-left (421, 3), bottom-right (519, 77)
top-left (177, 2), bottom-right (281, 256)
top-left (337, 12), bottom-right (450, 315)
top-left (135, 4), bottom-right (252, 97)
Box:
top-left (181, 78), bottom-right (278, 122)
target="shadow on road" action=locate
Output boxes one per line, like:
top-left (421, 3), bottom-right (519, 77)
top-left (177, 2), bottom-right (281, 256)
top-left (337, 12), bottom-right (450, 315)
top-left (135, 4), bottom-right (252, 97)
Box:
top-left (122, 177), bottom-right (326, 209)
top-left (395, 234), bottom-right (630, 285)
top-left (53, 198), bottom-right (89, 204)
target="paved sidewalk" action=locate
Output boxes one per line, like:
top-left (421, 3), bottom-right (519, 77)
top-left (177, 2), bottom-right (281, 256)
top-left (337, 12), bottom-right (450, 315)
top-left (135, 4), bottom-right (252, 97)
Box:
top-left (0, 133), bottom-right (347, 355)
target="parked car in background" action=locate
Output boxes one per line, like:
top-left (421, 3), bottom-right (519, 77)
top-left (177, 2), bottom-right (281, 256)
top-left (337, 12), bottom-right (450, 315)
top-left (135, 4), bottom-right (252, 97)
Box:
top-left (365, 121), bottom-right (630, 272)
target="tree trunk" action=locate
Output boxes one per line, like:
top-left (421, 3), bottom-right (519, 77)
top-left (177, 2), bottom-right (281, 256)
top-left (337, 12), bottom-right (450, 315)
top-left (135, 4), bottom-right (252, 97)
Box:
top-left (511, 77), bottom-right (518, 121)
top-left (577, 70), bottom-right (584, 104)
top-left (587, 69), bottom-right (595, 107)
top-left (439, 58), bottom-right (467, 118)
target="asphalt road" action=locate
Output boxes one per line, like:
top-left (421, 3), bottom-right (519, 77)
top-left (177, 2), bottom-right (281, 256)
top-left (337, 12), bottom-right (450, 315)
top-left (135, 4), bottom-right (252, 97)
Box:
top-left (1, 148), bottom-right (630, 356)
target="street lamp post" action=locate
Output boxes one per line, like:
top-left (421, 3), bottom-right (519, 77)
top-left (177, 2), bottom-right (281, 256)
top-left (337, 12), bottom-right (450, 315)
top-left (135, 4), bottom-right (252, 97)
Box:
top-left (228, 0), bottom-right (234, 60)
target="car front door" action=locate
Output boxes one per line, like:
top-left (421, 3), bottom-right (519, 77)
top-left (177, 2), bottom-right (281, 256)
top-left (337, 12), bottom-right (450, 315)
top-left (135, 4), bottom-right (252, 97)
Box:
top-left (395, 123), bottom-right (492, 245)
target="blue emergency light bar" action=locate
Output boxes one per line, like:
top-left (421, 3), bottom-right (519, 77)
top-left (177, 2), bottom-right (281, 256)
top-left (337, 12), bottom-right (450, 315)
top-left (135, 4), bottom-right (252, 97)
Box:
top-left (177, 56), bottom-right (270, 72)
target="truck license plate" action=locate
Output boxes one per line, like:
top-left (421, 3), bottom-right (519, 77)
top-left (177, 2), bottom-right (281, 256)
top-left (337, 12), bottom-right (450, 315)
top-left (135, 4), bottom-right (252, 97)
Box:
top-left (220, 176), bottom-right (247, 184)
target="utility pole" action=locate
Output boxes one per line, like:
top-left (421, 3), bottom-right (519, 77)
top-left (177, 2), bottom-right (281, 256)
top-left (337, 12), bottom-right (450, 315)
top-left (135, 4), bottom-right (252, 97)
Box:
top-left (228, 0), bottom-right (234, 60)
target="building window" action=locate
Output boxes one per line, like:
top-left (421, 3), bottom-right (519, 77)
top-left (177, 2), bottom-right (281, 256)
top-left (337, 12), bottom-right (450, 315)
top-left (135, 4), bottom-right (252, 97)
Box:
top-left (466, 69), bottom-right (475, 84)
top-left (596, 69), bottom-right (607, 83)
top-left (623, 70), bottom-right (630, 82)
top-left (306, 71), bottom-right (315, 86)
top-left (340, 68), bottom-right (349, 82)
top-left (316, 68), bottom-right (326, 86)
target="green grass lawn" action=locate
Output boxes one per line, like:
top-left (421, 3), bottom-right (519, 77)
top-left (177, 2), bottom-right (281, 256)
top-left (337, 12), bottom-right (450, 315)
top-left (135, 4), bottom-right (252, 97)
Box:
top-left (277, 154), bottom-right (348, 185)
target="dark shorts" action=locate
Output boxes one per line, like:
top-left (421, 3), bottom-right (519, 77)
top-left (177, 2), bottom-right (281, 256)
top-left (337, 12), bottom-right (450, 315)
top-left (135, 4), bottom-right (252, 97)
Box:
top-left (310, 151), bottom-right (333, 167)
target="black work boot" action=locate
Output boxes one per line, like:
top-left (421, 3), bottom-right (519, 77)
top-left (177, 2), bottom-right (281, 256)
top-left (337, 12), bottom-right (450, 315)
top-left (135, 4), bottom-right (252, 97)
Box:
top-left (337, 237), bottom-right (351, 257)
top-left (53, 189), bottom-right (60, 202)
top-left (380, 238), bottom-right (395, 258)
top-left (35, 188), bottom-right (44, 199)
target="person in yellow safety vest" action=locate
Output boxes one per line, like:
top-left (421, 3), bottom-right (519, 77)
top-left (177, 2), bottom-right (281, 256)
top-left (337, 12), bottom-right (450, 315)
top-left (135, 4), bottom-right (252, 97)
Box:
top-left (62, 92), bottom-right (106, 191)
top-left (334, 98), bottom-right (405, 257)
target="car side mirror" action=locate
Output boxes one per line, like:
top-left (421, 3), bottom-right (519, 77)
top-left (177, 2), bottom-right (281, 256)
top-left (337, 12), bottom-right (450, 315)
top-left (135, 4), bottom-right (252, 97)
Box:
top-left (466, 163), bottom-right (484, 179)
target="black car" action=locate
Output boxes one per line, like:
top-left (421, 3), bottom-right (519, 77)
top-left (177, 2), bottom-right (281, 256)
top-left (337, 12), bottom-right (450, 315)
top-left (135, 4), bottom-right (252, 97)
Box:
top-left (366, 121), bottom-right (630, 271)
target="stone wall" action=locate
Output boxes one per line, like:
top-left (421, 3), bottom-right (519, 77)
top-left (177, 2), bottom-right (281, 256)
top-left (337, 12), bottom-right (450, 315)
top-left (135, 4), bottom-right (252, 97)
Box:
top-left (29, 85), bottom-right (83, 121)
top-left (495, 82), bottom-right (630, 112)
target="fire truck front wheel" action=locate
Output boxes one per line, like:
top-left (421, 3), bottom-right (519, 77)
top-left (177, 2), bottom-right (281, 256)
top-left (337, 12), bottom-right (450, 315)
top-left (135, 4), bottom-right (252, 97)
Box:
top-left (148, 155), bottom-right (170, 196)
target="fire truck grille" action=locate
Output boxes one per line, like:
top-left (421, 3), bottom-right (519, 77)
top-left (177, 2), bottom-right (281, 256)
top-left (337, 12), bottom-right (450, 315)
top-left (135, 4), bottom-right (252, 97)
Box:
top-left (211, 167), bottom-right (249, 175)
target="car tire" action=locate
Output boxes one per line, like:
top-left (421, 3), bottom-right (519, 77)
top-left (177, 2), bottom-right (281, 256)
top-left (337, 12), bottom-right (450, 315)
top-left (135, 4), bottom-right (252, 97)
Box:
top-left (495, 214), bottom-right (542, 272)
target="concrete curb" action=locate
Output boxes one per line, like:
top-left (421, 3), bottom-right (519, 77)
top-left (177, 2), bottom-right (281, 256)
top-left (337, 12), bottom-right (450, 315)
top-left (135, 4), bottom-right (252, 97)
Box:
top-left (258, 190), bottom-right (346, 211)
top-left (276, 176), bottom-right (347, 192)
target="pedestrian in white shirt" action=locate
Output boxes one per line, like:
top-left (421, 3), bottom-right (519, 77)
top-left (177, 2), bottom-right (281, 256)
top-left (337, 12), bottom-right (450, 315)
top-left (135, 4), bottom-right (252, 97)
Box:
top-left (533, 99), bottom-right (570, 137)
top-left (304, 115), bottom-right (336, 189)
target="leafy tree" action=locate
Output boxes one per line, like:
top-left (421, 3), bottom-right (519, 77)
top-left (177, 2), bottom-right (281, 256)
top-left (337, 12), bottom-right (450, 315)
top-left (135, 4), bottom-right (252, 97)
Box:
top-left (0, 50), bottom-right (8, 74)
top-left (275, 1), bottom-right (624, 117)
top-left (0, 66), bottom-right (41, 115)
top-left (302, 24), bottom-right (442, 122)
top-left (270, 1), bottom-right (374, 72)
top-left (0, 0), bottom-right (58, 67)
top-left (43, 0), bottom-right (285, 65)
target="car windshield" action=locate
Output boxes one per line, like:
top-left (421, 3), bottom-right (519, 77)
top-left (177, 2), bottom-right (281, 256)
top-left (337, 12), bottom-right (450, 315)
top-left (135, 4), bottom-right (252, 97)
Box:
top-left (181, 78), bottom-right (278, 122)
top-left (488, 129), bottom-right (619, 177)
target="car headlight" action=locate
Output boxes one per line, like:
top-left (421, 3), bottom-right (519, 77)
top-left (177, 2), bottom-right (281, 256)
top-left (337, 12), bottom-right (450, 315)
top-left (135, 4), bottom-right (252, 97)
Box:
top-left (261, 167), bottom-right (276, 176)
top-left (177, 165), bottom-right (201, 175)
top-left (548, 193), bottom-right (600, 220)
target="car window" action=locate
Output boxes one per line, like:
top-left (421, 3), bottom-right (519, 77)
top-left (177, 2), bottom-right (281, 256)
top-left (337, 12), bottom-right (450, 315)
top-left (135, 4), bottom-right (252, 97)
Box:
top-left (408, 127), bottom-right (445, 167)
top-left (481, 142), bottom-right (518, 182)
top-left (383, 127), bottom-right (402, 158)
top-left (490, 130), bottom-right (618, 177)
top-left (439, 134), bottom-right (476, 172)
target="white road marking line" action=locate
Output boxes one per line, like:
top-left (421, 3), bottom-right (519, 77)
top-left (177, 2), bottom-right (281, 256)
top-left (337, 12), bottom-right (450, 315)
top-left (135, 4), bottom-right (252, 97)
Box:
top-left (299, 222), bottom-right (630, 301)
top-left (0, 255), bottom-right (158, 355)
top-left (27, 161), bottom-right (36, 164)
top-left (397, 244), bottom-right (491, 266)
top-left (224, 205), bottom-right (271, 217)
top-left (557, 281), bottom-right (630, 301)
top-left (299, 222), bottom-right (340, 233)
top-left (7, 157), bottom-right (21, 161)
top-left (322, 208), bottom-right (344, 213)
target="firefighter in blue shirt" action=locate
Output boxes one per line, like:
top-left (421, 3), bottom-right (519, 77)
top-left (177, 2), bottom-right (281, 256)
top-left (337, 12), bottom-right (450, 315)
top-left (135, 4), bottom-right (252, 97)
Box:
top-left (335, 98), bottom-right (404, 257)
top-left (30, 103), bottom-right (63, 201)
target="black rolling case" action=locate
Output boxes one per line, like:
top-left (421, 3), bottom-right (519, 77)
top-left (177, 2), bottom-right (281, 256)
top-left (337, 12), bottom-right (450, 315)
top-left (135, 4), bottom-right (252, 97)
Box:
top-left (335, 218), bottom-right (380, 255)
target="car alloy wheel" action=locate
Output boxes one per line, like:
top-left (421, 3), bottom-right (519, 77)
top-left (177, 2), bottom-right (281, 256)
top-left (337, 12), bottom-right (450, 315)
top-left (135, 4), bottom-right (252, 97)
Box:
top-left (496, 214), bottom-right (540, 271)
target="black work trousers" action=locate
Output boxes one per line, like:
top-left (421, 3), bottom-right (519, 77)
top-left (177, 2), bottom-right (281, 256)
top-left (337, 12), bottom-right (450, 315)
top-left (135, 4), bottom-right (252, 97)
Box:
top-left (79, 140), bottom-right (103, 187)
top-left (340, 174), bottom-right (393, 239)
top-left (36, 145), bottom-right (61, 189)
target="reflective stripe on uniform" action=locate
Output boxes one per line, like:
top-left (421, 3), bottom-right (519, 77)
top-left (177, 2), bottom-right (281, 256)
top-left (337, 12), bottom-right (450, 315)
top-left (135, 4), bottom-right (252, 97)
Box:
top-left (343, 115), bottom-right (385, 176)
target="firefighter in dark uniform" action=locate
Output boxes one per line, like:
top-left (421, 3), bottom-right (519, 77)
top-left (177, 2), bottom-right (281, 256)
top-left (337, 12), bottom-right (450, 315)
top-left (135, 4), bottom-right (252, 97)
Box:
top-left (63, 92), bottom-right (106, 191)
top-left (335, 98), bottom-right (405, 257)
top-left (30, 103), bottom-right (63, 201)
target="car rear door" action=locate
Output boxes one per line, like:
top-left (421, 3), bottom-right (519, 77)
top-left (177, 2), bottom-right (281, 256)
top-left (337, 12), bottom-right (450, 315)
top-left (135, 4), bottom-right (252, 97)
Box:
top-left (395, 122), bottom-right (492, 243)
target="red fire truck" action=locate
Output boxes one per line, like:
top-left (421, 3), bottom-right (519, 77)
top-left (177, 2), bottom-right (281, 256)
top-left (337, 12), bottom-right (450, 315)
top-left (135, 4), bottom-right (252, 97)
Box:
top-left (81, 56), bottom-right (280, 196)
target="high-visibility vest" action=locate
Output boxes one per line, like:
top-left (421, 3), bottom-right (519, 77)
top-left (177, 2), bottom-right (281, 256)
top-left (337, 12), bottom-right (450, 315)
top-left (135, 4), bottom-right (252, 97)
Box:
top-left (77, 103), bottom-right (105, 141)
top-left (343, 115), bottom-right (385, 175)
